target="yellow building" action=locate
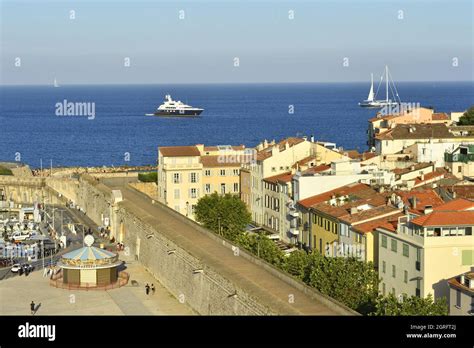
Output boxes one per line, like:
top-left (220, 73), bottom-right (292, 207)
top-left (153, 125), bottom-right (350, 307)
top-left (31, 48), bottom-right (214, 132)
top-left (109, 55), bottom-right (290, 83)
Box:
top-left (157, 144), bottom-right (249, 220)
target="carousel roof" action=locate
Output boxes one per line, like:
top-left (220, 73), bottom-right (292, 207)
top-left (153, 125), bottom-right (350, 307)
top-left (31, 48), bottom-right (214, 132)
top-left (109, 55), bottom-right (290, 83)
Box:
top-left (62, 246), bottom-right (116, 262)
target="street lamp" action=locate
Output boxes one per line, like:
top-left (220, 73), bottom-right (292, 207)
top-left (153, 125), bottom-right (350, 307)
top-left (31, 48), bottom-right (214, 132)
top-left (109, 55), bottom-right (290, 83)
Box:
top-left (186, 201), bottom-right (189, 217)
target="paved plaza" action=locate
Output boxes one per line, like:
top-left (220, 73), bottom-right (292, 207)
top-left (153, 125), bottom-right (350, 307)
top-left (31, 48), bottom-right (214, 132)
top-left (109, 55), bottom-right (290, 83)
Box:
top-left (0, 252), bottom-right (195, 316)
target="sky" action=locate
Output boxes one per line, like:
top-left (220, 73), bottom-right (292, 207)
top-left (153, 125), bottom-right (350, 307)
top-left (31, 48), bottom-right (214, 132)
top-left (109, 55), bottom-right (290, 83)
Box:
top-left (0, 0), bottom-right (472, 84)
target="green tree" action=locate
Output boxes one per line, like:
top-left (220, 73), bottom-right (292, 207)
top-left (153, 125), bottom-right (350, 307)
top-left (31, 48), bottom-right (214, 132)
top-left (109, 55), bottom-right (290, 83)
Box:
top-left (284, 249), bottom-right (311, 280)
top-left (194, 192), bottom-right (251, 241)
top-left (235, 232), bottom-right (286, 267)
top-left (308, 256), bottom-right (380, 314)
top-left (457, 106), bottom-right (474, 125)
top-left (372, 293), bottom-right (448, 316)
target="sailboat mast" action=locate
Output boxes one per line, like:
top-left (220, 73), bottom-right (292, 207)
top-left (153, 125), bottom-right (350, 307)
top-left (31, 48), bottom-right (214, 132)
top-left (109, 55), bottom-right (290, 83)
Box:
top-left (385, 65), bottom-right (389, 102)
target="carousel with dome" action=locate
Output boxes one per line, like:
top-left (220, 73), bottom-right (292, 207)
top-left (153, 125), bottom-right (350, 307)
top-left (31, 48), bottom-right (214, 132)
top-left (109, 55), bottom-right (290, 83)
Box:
top-left (54, 235), bottom-right (126, 288)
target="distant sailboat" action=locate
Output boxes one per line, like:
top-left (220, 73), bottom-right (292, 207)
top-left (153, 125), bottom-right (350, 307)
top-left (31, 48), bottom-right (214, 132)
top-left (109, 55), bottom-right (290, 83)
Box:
top-left (359, 65), bottom-right (401, 108)
top-left (54, 78), bottom-right (60, 88)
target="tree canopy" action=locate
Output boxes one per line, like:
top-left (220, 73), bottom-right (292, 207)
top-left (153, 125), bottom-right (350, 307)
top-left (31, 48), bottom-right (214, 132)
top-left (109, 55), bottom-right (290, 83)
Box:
top-left (194, 192), bottom-right (251, 241)
top-left (372, 293), bottom-right (448, 316)
top-left (457, 106), bottom-right (474, 125)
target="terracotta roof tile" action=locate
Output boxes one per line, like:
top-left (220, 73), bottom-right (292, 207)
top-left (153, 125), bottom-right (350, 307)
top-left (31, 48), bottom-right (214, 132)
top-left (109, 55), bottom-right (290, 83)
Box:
top-left (411, 211), bottom-right (474, 226)
top-left (263, 171), bottom-right (293, 184)
top-left (297, 183), bottom-right (369, 209)
top-left (432, 198), bottom-right (474, 211)
top-left (159, 146), bottom-right (200, 157)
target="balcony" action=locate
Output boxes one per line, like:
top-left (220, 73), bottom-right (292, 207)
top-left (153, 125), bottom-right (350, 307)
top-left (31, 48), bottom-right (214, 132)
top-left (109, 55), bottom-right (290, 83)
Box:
top-left (444, 152), bottom-right (474, 163)
top-left (288, 210), bottom-right (299, 218)
top-left (289, 228), bottom-right (299, 236)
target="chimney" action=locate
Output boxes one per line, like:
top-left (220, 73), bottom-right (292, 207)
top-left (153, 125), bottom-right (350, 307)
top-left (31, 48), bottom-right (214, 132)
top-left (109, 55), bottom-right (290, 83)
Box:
top-left (410, 165), bottom-right (415, 171)
top-left (310, 135), bottom-right (315, 142)
top-left (285, 142), bottom-right (290, 150)
top-left (264, 139), bottom-right (268, 148)
top-left (411, 196), bottom-right (417, 209)
top-left (453, 191), bottom-right (457, 199)
top-left (424, 205), bottom-right (433, 215)
top-left (350, 207), bottom-right (358, 215)
top-left (420, 173), bottom-right (425, 181)
top-left (460, 274), bottom-right (465, 285)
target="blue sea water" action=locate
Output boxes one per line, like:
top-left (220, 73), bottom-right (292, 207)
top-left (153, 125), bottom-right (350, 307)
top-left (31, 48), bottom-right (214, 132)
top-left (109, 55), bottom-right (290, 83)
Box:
top-left (0, 82), bottom-right (473, 167)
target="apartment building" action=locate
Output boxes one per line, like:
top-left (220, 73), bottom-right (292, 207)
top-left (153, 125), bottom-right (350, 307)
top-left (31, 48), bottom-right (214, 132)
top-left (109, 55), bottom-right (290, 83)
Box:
top-left (447, 271), bottom-right (474, 315)
top-left (374, 124), bottom-right (474, 156)
top-left (377, 198), bottom-right (474, 300)
top-left (444, 144), bottom-right (474, 179)
top-left (367, 107), bottom-right (452, 148)
top-left (157, 144), bottom-right (249, 220)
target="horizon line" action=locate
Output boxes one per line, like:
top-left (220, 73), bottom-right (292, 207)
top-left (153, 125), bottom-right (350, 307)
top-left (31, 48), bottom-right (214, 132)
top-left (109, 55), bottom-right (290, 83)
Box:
top-left (1, 80), bottom-right (474, 87)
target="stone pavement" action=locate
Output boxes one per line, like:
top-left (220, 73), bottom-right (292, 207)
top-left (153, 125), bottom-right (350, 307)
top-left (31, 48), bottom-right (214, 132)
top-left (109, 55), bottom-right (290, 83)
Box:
top-left (0, 252), bottom-right (194, 316)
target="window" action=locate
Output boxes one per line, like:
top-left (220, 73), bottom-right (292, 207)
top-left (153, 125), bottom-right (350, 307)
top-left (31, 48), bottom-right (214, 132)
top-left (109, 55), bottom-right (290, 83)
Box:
top-left (220, 169), bottom-right (226, 176)
top-left (458, 166), bottom-right (462, 173)
top-left (204, 170), bottom-right (211, 176)
top-left (391, 239), bottom-right (397, 252)
top-left (382, 283), bottom-right (386, 295)
top-left (173, 173), bottom-right (180, 184)
top-left (382, 261), bottom-right (386, 274)
top-left (403, 243), bottom-right (409, 257)
top-left (190, 172), bottom-right (198, 183)
top-left (233, 183), bottom-right (239, 192)
top-left (221, 183), bottom-right (226, 194)
top-left (205, 184), bottom-right (211, 194)
top-left (233, 169), bottom-right (239, 176)
top-left (190, 188), bottom-right (197, 198)
top-left (381, 235), bottom-right (387, 248)
top-left (174, 189), bottom-right (180, 199)
top-left (462, 250), bottom-right (474, 266)
top-left (271, 167), bottom-right (276, 172)
top-left (456, 289), bottom-right (461, 308)
top-left (392, 265), bottom-right (396, 278)
top-left (404, 270), bottom-right (408, 284)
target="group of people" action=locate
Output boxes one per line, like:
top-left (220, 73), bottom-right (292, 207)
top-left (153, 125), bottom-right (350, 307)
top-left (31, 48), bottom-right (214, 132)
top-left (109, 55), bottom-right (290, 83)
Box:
top-left (145, 283), bottom-right (155, 295)
top-left (116, 242), bottom-right (125, 251)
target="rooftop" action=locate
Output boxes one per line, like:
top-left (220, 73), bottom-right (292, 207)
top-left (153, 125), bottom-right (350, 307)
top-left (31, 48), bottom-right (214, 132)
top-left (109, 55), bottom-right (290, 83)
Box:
top-left (200, 155), bottom-right (245, 168)
top-left (159, 146), bottom-right (200, 157)
top-left (432, 198), bottom-right (474, 211)
top-left (256, 137), bottom-right (306, 161)
top-left (352, 212), bottom-right (404, 234)
top-left (411, 211), bottom-right (474, 227)
top-left (375, 124), bottom-right (454, 141)
top-left (396, 188), bottom-right (444, 214)
top-left (392, 162), bottom-right (433, 176)
top-left (263, 171), bottom-right (293, 184)
top-left (297, 182), bottom-right (370, 209)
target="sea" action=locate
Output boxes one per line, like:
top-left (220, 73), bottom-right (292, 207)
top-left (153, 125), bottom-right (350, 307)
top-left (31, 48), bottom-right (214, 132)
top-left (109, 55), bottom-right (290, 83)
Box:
top-left (0, 82), bottom-right (472, 168)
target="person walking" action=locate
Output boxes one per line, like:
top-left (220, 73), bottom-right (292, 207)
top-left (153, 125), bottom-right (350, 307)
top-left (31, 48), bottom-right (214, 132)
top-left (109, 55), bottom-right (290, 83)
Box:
top-left (145, 283), bottom-right (150, 295)
top-left (30, 301), bottom-right (35, 315)
top-left (151, 284), bottom-right (155, 295)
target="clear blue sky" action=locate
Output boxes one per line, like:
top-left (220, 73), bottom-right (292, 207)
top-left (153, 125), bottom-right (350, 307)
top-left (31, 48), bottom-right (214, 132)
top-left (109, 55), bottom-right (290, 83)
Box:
top-left (0, 0), bottom-right (472, 84)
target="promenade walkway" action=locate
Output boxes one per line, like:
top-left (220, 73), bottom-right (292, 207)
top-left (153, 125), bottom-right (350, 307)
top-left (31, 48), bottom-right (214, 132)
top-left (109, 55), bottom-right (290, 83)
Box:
top-left (102, 178), bottom-right (352, 315)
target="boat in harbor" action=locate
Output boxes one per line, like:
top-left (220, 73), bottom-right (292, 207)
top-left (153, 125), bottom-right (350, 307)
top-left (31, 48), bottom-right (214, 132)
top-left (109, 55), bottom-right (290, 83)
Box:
top-left (147, 94), bottom-right (204, 117)
top-left (359, 65), bottom-right (401, 108)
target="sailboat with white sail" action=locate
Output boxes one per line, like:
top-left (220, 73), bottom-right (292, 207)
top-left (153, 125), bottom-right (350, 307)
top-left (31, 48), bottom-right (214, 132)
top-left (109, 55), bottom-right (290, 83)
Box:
top-left (54, 78), bottom-right (60, 88)
top-left (359, 65), bottom-right (401, 108)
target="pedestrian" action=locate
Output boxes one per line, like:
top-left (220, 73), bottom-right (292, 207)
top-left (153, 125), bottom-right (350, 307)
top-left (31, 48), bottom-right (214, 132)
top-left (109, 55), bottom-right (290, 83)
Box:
top-left (30, 301), bottom-right (35, 315)
top-left (151, 284), bottom-right (155, 295)
top-left (145, 283), bottom-right (150, 295)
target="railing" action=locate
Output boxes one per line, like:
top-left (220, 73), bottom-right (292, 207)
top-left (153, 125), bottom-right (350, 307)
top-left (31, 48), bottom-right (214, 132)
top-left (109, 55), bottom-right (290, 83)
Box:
top-left (49, 271), bottom-right (129, 290)
top-left (444, 152), bottom-right (474, 163)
